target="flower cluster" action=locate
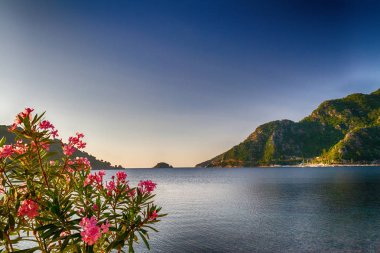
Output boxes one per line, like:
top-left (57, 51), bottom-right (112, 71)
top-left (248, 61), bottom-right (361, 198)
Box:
top-left (84, 170), bottom-right (105, 189)
top-left (39, 120), bottom-right (59, 138)
top-left (138, 180), bottom-right (157, 194)
top-left (0, 145), bottom-right (14, 159)
top-left (31, 139), bottom-right (50, 151)
top-left (116, 171), bottom-right (127, 182)
top-left (10, 107), bottom-right (34, 131)
top-left (63, 132), bottom-right (86, 156)
top-left (17, 199), bottom-right (39, 219)
top-left (13, 140), bottom-right (28, 155)
top-left (149, 210), bottom-right (158, 221)
top-left (74, 157), bottom-right (91, 171)
top-left (0, 108), bottom-right (163, 252)
top-left (105, 180), bottom-right (116, 195)
top-left (105, 171), bottom-right (135, 197)
top-left (79, 216), bottom-right (109, 246)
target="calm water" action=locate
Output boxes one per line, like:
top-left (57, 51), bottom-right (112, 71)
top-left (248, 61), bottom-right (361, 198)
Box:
top-left (109, 167), bottom-right (380, 253)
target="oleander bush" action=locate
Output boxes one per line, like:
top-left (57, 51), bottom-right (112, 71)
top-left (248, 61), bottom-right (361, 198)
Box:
top-left (0, 108), bottom-right (164, 252)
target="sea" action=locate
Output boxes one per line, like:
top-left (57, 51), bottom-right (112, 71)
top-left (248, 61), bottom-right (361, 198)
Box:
top-left (108, 166), bottom-right (380, 253)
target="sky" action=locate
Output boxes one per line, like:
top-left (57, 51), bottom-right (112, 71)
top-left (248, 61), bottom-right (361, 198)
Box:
top-left (0, 0), bottom-right (379, 168)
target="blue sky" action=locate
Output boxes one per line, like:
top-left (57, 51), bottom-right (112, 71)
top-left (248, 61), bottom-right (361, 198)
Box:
top-left (0, 0), bottom-right (379, 167)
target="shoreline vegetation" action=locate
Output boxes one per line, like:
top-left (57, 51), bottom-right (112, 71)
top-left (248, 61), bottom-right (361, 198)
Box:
top-left (197, 89), bottom-right (380, 168)
top-left (256, 163), bottom-right (380, 168)
top-left (97, 163), bottom-right (380, 170)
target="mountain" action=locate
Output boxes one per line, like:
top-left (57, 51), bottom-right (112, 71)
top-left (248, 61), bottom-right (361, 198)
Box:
top-left (0, 125), bottom-right (122, 170)
top-left (153, 162), bottom-right (173, 168)
top-left (196, 88), bottom-right (380, 167)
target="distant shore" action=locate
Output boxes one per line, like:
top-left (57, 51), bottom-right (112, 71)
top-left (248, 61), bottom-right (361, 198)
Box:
top-left (295, 163), bottom-right (380, 167)
top-left (196, 163), bottom-right (380, 168)
top-left (92, 164), bottom-right (380, 169)
top-left (257, 163), bottom-right (380, 168)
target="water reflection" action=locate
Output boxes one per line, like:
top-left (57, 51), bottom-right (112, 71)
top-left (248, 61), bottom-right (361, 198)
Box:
top-left (107, 167), bottom-right (380, 252)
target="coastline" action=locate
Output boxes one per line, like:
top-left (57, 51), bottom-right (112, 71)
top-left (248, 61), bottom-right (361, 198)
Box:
top-left (92, 164), bottom-right (380, 169)
top-left (197, 163), bottom-right (380, 169)
top-left (253, 163), bottom-right (380, 168)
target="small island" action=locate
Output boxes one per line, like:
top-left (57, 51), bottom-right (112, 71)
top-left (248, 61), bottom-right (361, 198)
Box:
top-left (153, 162), bottom-right (173, 168)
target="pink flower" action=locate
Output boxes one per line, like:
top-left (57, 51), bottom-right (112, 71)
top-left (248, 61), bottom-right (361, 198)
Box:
top-left (84, 177), bottom-right (92, 187)
top-left (101, 220), bottom-right (110, 233)
top-left (106, 180), bottom-right (116, 195)
top-left (39, 120), bottom-right (54, 130)
top-left (149, 210), bottom-right (158, 221)
top-left (13, 140), bottom-right (27, 155)
top-left (0, 145), bottom-right (14, 158)
top-left (105, 171), bottom-right (129, 196)
top-left (128, 188), bottom-right (136, 198)
top-left (84, 171), bottom-right (105, 189)
top-left (24, 107), bottom-right (34, 115)
top-left (92, 204), bottom-right (98, 211)
top-left (63, 144), bottom-right (75, 156)
top-left (138, 180), bottom-right (157, 194)
top-left (80, 216), bottom-right (102, 246)
top-left (39, 120), bottom-right (59, 138)
top-left (76, 141), bottom-right (86, 149)
top-left (51, 129), bottom-right (59, 138)
top-left (116, 171), bottom-right (127, 182)
top-left (31, 140), bottom-right (49, 151)
top-left (75, 157), bottom-right (91, 171)
top-left (40, 141), bottom-right (50, 151)
top-left (68, 133), bottom-right (86, 149)
top-left (63, 133), bottom-right (86, 156)
top-left (14, 108), bottom-right (34, 125)
top-left (17, 199), bottom-right (39, 219)
top-left (9, 123), bottom-right (17, 131)
top-left (98, 170), bottom-right (105, 177)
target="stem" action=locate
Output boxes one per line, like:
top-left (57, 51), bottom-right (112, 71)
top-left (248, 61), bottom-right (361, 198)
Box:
top-left (35, 143), bottom-right (50, 189)
top-left (31, 225), bottom-right (43, 252)
top-left (32, 223), bottom-right (50, 253)
top-left (113, 201), bottom-right (118, 229)
top-left (2, 173), bottom-right (13, 190)
top-left (62, 156), bottom-right (69, 174)
top-left (5, 232), bottom-right (13, 252)
top-left (1, 165), bottom-right (14, 190)
top-left (4, 237), bottom-right (10, 252)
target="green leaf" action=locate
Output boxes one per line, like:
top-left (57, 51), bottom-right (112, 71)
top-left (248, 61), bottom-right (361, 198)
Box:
top-left (60, 237), bottom-right (70, 252)
top-left (40, 227), bottom-right (59, 239)
top-left (142, 225), bottom-right (158, 233)
top-left (138, 231), bottom-right (150, 250)
top-left (23, 116), bottom-right (31, 131)
top-left (106, 239), bottom-right (125, 252)
top-left (34, 223), bottom-right (57, 232)
top-left (31, 112), bottom-right (45, 126)
top-left (0, 137), bottom-right (5, 147)
top-left (8, 213), bottom-right (15, 230)
top-left (128, 235), bottom-right (135, 253)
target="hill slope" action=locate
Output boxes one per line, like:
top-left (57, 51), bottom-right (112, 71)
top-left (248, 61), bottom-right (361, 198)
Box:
top-left (0, 125), bottom-right (121, 170)
top-left (196, 88), bottom-right (380, 167)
